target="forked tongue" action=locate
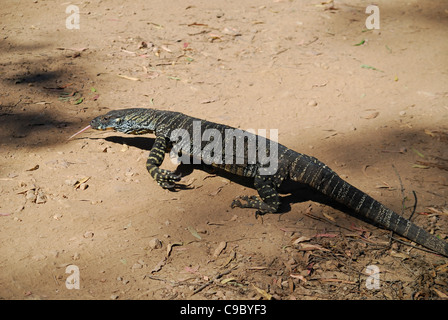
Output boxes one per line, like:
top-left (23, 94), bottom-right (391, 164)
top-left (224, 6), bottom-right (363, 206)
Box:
top-left (67, 124), bottom-right (91, 140)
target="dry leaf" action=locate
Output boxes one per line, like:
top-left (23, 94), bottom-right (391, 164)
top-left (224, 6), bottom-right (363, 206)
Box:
top-left (222, 250), bottom-right (236, 268)
top-left (121, 48), bottom-right (137, 56)
top-left (200, 98), bottom-right (217, 104)
top-left (313, 233), bottom-right (338, 238)
top-left (151, 258), bottom-right (166, 273)
top-left (166, 242), bottom-right (183, 257)
top-left (298, 243), bottom-right (330, 251)
top-left (290, 273), bottom-right (307, 283)
top-left (187, 226), bottom-right (202, 240)
top-left (221, 277), bottom-right (236, 284)
top-left (323, 131), bottom-right (338, 139)
top-left (292, 236), bottom-right (311, 245)
top-left (279, 227), bottom-right (300, 233)
top-left (362, 164), bottom-right (371, 178)
top-left (117, 74), bottom-right (140, 81)
top-left (56, 47), bottom-right (88, 52)
top-left (251, 284), bottom-right (272, 300)
top-left (229, 215), bottom-right (238, 221)
top-left (248, 266), bottom-right (268, 270)
top-left (424, 129), bottom-right (436, 137)
top-left (426, 207), bottom-right (448, 216)
top-left (376, 182), bottom-right (393, 189)
top-left (322, 212), bottom-right (335, 222)
top-left (213, 241), bottom-right (227, 258)
top-left (208, 33), bottom-right (222, 41)
top-left (26, 165), bottom-right (39, 171)
top-left (74, 177), bottom-right (90, 189)
top-left (320, 278), bottom-right (356, 284)
top-left (209, 186), bottom-right (223, 196)
top-left (361, 111), bottom-right (379, 119)
top-left (161, 45), bottom-right (172, 53)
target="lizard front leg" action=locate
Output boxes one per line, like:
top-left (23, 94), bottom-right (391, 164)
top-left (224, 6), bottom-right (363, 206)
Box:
top-left (231, 174), bottom-right (281, 217)
top-left (146, 134), bottom-right (181, 189)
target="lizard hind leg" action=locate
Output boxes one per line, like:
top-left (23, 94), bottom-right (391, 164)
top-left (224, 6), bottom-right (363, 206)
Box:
top-left (146, 135), bottom-right (181, 189)
top-left (231, 174), bottom-right (281, 217)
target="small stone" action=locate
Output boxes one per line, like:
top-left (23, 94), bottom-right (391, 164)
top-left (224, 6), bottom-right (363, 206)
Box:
top-left (121, 144), bottom-right (129, 152)
top-left (148, 238), bottom-right (162, 249)
top-left (308, 100), bottom-right (318, 107)
top-left (79, 183), bottom-right (88, 190)
top-left (36, 190), bottom-right (47, 204)
top-left (65, 179), bottom-right (77, 186)
top-left (53, 213), bottom-right (63, 220)
top-left (32, 254), bottom-right (46, 261)
top-left (25, 189), bottom-right (36, 202)
top-left (132, 263), bottom-right (143, 270)
top-left (222, 27), bottom-right (241, 36)
top-left (83, 231), bottom-right (94, 238)
top-left (73, 252), bottom-right (80, 260)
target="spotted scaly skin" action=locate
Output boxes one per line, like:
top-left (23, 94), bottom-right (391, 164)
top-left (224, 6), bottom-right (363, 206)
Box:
top-left (89, 108), bottom-right (448, 257)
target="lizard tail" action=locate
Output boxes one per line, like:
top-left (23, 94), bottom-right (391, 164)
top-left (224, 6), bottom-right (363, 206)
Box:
top-left (290, 158), bottom-right (448, 257)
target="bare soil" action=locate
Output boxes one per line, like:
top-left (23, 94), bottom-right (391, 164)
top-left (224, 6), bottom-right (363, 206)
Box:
top-left (1, 0), bottom-right (447, 300)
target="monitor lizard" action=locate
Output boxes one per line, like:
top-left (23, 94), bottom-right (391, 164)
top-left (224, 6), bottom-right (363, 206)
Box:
top-left (69, 108), bottom-right (448, 257)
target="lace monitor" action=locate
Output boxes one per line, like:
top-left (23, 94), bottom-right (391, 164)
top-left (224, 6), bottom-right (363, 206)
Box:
top-left (71, 108), bottom-right (448, 257)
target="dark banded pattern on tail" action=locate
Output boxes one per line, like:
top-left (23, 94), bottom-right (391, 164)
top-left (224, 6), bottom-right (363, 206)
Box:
top-left (288, 152), bottom-right (448, 257)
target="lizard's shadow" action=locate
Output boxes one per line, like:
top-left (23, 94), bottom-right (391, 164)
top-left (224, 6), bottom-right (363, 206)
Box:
top-left (106, 136), bottom-right (155, 151)
top-left (105, 135), bottom-right (356, 218)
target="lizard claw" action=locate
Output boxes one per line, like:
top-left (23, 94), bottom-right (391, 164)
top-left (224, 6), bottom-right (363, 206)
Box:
top-left (231, 199), bottom-right (242, 208)
top-left (255, 210), bottom-right (267, 219)
top-left (153, 169), bottom-right (181, 185)
top-left (230, 195), bottom-right (274, 216)
top-left (158, 181), bottom-right (176, 189)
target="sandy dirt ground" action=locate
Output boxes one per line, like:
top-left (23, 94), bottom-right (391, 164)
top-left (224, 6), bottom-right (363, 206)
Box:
top-left (1, 0), bottom-right (448, 300)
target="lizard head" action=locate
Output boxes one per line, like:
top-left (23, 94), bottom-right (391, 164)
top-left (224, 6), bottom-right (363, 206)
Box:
top-left (90, 108), bottom-right (152, 135)
top-left (68, 108), bottom-right (154, 140)
top-left (90, 109), bottom-right (126, 131)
